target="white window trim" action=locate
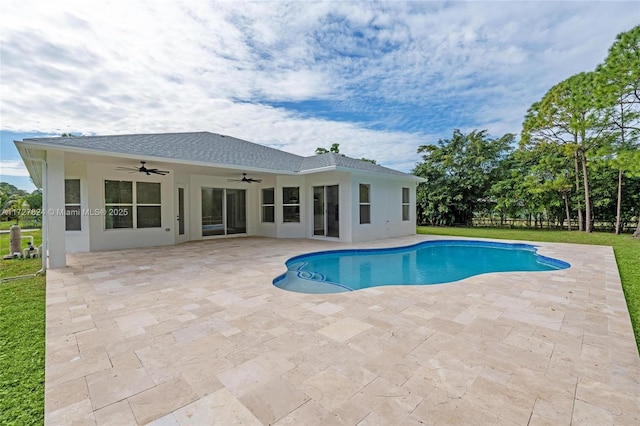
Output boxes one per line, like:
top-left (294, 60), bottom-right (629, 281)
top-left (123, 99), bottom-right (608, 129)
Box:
top-left (65, 178), bottom-right (81, 231)
top-left (402, 187), bottom-right (410, 221)
top-left (359, 183), bottom-right (371, 225)
top-left (261, 188), bottom-right (275, 223)
top-left (282, 187), bottom-right (300, 223)
top-left (104, 180), bottom-right (162, 230)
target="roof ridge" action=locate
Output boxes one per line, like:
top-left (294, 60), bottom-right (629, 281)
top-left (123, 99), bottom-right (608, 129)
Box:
top-left (24, 130), bottom-right (214, 141)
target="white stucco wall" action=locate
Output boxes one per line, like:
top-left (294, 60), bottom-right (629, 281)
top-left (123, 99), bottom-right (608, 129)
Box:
top-left (84, 162), bottom-right (176, 251)
top-left (51, 152), bottom-right (418, 255)
top-left (350, 174), bottom-right (417, 243)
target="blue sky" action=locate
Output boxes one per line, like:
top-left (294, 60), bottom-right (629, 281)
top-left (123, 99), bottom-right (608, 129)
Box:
top-left (1, 1), bottom-right (638, 192)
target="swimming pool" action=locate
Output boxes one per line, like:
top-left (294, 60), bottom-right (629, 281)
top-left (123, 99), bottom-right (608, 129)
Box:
top-left (273, 239), bottom-right (570, 294)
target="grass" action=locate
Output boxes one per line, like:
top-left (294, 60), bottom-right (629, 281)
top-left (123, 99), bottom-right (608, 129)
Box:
top-left (0, 276), bottom-right (46, 425)
top-left (0, 230), bottom-right (45, 425)
top-left (0, 220), bottom-right (41, 231)
top-left (418, 226), bottom-right (640, 352)
top-left (0, 229), bottom-right (43, 278)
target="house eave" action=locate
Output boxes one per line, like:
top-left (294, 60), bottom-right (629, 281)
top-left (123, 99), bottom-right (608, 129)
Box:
top-left (14, 143), bottom-right (46, 188)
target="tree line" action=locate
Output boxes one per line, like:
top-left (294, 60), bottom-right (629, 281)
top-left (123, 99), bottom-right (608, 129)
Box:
top-left (0, 182), bottom-right (42, 225)
top-left (413, 26), bottom-right (640, 236)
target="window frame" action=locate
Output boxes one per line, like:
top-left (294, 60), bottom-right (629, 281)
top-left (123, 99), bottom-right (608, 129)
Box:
top-left (359, 183), bottom-right (371, 225)
top-left (104, 180), bottom-right (162, 230)
top-left (402, 187), bottom-right (410, 221)
top-left (282, 186), bottom-right (300, 223)
top-left (136, 182), bottom-right (162, 229)
top-left (261, 188), bottom-right (275, 223)
top-left (64, 178), bottom-right (81, 231)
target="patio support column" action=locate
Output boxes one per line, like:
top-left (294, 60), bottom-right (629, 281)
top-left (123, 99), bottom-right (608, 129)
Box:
top-left (46, 150), bottom-right (66, 268)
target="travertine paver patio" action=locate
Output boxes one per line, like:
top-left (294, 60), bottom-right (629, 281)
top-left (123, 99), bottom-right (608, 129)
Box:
top-left (44, 235), bottom-right (640, 425)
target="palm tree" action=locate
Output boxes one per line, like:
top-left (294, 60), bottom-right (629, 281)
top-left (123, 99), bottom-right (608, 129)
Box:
top-left (2, 195), bottom-right (30, 224)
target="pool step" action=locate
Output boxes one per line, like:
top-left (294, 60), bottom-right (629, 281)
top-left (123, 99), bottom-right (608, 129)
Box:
top-left (297, 270), bottom-right (326, 281)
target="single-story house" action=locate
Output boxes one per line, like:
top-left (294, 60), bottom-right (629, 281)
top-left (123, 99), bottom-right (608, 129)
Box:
top-left (15, 132), bottom-right (425, 268)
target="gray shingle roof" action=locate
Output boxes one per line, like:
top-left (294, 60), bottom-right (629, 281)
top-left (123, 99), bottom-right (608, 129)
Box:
top-left (299, 153), bottom-right (409, 177)
top-left (19, 131), bottom-right (415, 178)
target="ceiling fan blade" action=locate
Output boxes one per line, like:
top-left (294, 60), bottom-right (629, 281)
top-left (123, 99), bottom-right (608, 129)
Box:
top-left (229, 173), bottom-right (260, 183)
top-left (117, 161), bottom-right (170, 175)
top-left (147, 168), bottom-right (169, 174)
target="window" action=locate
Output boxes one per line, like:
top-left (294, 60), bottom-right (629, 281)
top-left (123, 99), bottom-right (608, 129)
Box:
top-left (104, 180), bottom-right (161, 229)
top-left (136, 182), bottom-right (161, 228)
top-left (65, 179), bottom-right (81, 231)
top-left (359, 184), bottom-right (370, 224)
top-left (105, 180), bottom-right (133, 229)
top-left (262, 188), bottom-right (275, 223)
top-left (402, 187), bottom-right (410, 221)
top-left (282, 187), bottom-right (300, 222)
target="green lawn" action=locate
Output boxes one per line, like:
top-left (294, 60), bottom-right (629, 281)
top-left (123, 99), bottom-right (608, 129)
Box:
top-left (1, 230), bottom-right (45, 425)
top-left (0, 230), bottom-right (43, 279)
top-left (418, 226), bottom-right (640, 351)
top-left (0, 220), bottom-right (41, 231)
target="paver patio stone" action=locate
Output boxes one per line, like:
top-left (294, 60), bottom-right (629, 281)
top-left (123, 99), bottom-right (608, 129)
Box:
top-left (43, 236), bottom-right (640, 425)
top-left (93, 400), bottom-right (137, 425)
top-left (86, 366), bottom-right (156, 410)
top-left (127, 376), bottom-right (198, 424)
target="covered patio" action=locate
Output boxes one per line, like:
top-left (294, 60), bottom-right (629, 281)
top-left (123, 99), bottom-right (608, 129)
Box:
top-left (44, 236), bottom-right (640, 425)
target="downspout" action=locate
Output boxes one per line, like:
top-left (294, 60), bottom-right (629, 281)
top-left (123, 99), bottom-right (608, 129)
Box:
top-left (24, 156), bottom-right (47, 275)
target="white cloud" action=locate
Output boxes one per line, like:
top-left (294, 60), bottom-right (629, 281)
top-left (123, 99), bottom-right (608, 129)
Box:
top-left (0, 160), bottom-right (30, 177)
top-left (0, 0), bottom-right (637, 171)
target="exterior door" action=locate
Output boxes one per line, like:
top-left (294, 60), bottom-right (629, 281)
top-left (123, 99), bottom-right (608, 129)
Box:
top-left (201, 187), bottom-right (246, 237)
top-left (226, 189), bottom-right (246, 234)
top-left (176, 185), bottom-right (188, 243)
top-left (313, 185), bottom-right (339, 238)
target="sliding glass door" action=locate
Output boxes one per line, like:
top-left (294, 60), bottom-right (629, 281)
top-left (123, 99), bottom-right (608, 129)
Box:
top-left (226, 189), bottom-right (246, 234)
top-left (201, 187), bottom-right (246, 237)
top-left (313, 185), bottom-right (339, 238)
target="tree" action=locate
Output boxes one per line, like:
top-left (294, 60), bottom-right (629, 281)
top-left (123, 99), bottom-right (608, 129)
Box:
top-left (522, 72), bottom-right (609, 232)
top-left (517, 142), bottom-right (575, 229)
top-left (1, 194), bottom-right (30, 224)
top-left (595, 25), bottom-right (640, 234)
top-left (25, 189), bottom-right (42, 210)
top-left (314, 143), bottom-right (377, 163)
top-left (413, 130), bottom-right (514, 226)
top-left (0, 182), bottom-right (28, 222)
top-left (315, 143), bottom-right (341, 154)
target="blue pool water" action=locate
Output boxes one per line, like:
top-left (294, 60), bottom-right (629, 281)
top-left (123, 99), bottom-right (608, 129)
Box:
top-left (273, 240), bottom-right (570, 294)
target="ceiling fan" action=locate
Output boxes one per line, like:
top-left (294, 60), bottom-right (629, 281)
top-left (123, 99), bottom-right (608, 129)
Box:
top-left (228, 173), bottom-right (262, 183)
top-left (116, 161), bottom-right (169, 176)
